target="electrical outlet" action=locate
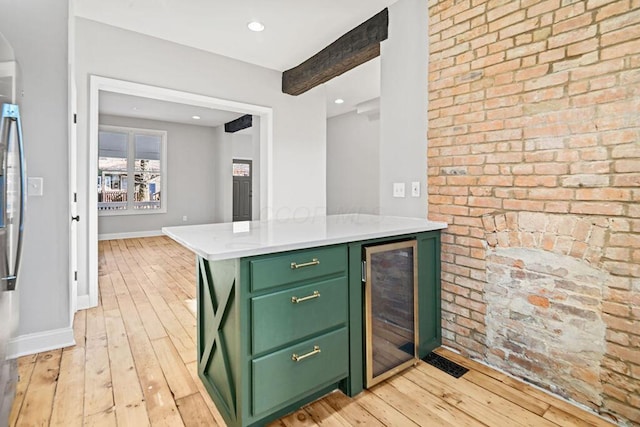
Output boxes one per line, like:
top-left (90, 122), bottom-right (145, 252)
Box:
top-left (393, 183), bottom-right (405, 198)
top-left (182, 215), bottom-right (188, 222)
top-left (28, 177), bottom-right (43, 196)
top-left (411, 182), bottom-right (420, 197)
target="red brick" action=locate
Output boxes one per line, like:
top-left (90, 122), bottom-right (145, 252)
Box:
top-left (567, 38), bottom-right (599, 56)
top-left (596, 0), bottom-right (629, 21)
top-left (529, 189), bottom-right (574, 200)
top-left (570, 202), bottom-right (625, 216)
top-left (552, 13), bottom-right (594, 34)
top-left (442, 20), bottom-right (472, 40)
top-left (500, 17), bottom-right (542, 39)
top-left (524, 71), bottom-right (569, 91)
top-left (548, 25), bottom-right (597, 48)
top-left (485, 59), bottom-right (522, 76)
top-left (515, 64), bottom-right (550, 81)
top-left (545, 202), bottom-right (570, 213)
top-left (599, 7), bottom-right (640, 33)
top-left (534, 163), bottom-right (570, 175)
top-left (454, 4), bottom-right (486, 24)
top-left (557, 2), bottom-right (586, 21)
top-left (488, 10), bottom-right (526, 32)
top-left (570, 161), bottom-right (612, 174)
top-left (539, 47), bottom-right (566, 64)
top-left (524, 151), bottom-right (556, 162)
top-left (602, 22), bottom-right (640, 46)
top-left (487, 1), bottom-right (520, 22)
top-left (486, 82), bottom-right (523, 98)
top-left (613, 174), bottom-right (640, 187)
top-left (576, 188), bottom-right (632, 201)
top-left (609, 233), bottom-right (640, 247)
top-left (528, 295), bottom-right (550, 308)
top-left (440, 0), bottom-right (471, 21)
top-left (527, 0), bottom-right (560, 17)
top-left (615, 160), bottom-right (640, 173)
top-left (503, 199), bottom-right (546, 211)
top-left (514, 176), bottom-right (558, 187)
top-left (602, 39), bottom-right (640, 60)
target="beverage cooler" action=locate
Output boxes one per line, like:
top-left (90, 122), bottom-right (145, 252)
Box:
top-left (363, 240), bottom-right (418, 387)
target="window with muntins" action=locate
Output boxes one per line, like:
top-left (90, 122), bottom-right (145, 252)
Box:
top-left (98, 125), bottom-right (167, 215)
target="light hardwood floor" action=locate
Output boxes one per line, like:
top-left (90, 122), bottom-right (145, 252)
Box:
top-left (8, 236), bottom-right (615, 427)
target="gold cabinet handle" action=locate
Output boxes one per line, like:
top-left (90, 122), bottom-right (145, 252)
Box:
top-left (291, 290), bottom-right (320, 304)
top-left (291, 345), bottom-right (321, 362)
top-left (290, 258), bottom-right (320, 269)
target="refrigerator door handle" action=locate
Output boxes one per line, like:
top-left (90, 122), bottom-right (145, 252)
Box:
top-left (1, 104), bottom-right (26, 291)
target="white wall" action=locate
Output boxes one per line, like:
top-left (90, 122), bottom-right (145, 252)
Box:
top-left (212, 125), bottom-right (233, 223)
top-left (0, 0), bottom-right (72, 343)
top-left (75, 18), bottom-right (326, 297)
top-left (231, 132), bottom-right (253, 159)
top-left (98, 114), bottom-right (217, 235)
top-left (231, 127), bottom-right (261, 220)
top-left (379, 0), bottom-right (428, 217)
top-left (250, 116), bottom-right (261, 219)
top-left (326, 111), bottom-right (380, 215)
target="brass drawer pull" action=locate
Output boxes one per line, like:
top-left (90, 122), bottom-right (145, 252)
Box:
top-left (290, 258), bottom-right (320, 269)
top-left (291, 345), bottom-right (321, 362)
top-left (291, 290), bottom-right (320, 304)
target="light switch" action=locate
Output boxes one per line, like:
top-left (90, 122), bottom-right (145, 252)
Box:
top-left (28, 177), bottom-right (43, 196)
top-left (411, 182), bottom-right (420, 197)
top-left (393, 183), bottom-right (405, 198)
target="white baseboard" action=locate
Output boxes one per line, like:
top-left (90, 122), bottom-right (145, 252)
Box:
top-left (76, 294), bottom-right (94, 311)
top-left (8, 327), bottom-right (76, 358)
top-left (98, 229), bottom-right (163, 241)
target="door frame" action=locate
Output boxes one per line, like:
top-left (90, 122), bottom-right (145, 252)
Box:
top-left (84, 76), bottom-right (274, 309)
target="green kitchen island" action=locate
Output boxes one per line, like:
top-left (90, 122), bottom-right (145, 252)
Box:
top-left (163, 214), bottom-right (446, 427)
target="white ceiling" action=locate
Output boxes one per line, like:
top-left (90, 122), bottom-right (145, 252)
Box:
top-left (99, 92), bottom-right (245, 128)
top-left (81, 1), bottom-right (392, 121)
top-left (74, 0), bottom-right (397, 71)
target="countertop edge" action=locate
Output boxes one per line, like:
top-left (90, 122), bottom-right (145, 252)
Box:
top-left (163, 218), bottom-right (447, 261)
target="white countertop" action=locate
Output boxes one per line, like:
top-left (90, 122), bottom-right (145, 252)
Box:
top-left (162, 214), bottom-right (447, 261)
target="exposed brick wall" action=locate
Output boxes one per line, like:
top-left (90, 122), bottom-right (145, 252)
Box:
top-left (427, 0), bottom-right (640, 424)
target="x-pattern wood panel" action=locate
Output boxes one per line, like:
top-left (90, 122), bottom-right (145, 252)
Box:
top-left (198, 257), bottom-right (237, 417)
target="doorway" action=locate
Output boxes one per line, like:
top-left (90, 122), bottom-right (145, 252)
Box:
top-left (232, 159), bottom-right (252, 222)
top-left (81, 76), bottom-right (274, 309)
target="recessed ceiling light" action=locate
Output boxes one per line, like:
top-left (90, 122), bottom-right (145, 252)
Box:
top-left (131, 106), bottom-right (138, 111)
top-left (248, 21), bottom-right (265, 32)
top-left (334, 98), bottom-right (345, 104)
top-left (192, 115), bottom-right (201, 120)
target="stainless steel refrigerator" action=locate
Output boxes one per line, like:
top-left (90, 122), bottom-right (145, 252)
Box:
top-left (0, 31), bottom-right (26, 424)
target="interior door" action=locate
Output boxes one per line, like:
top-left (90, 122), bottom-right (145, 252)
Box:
top-left (232, 159), bottom-right (252, 222)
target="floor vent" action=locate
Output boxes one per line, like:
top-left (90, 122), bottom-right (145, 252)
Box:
top-left (422, 352), bottom-right (469, 378)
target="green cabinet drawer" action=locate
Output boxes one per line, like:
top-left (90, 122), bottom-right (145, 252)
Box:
top-left (250, 245), bottom-right (347, 292)
top-left (251, 276), bottom-right (347, 355)
top-left (251, 327), bottom-right (348, 416)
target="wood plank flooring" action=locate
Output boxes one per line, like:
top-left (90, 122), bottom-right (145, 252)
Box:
top-left (9, 236), bottom-right (616, 427)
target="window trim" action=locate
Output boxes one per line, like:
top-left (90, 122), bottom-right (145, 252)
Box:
top-left (98, 124), bottom-right (168, 216)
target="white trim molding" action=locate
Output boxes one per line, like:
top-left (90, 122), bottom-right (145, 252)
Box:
top-left (8, 327), bottom-right (76, 358)
top-left (86, 75), bottom-right (275, 311)
top-left (98, 229), bottom-right (164, 241)
top-left (76, 294), bottom-right (91, 311)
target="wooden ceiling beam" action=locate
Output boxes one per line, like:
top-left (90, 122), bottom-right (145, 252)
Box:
top-left (224, 114), bottom-right (252, 133)
top-left (282, 8), bottom-right (388, 96)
